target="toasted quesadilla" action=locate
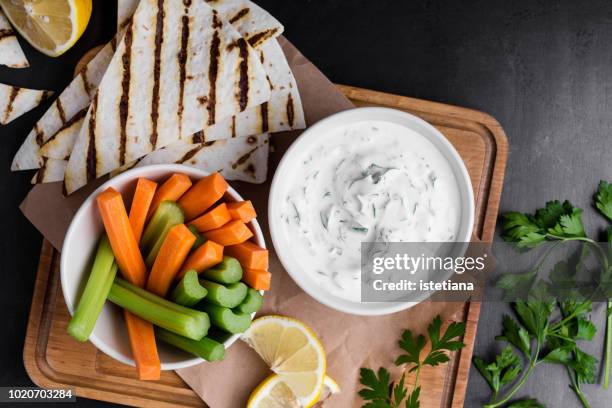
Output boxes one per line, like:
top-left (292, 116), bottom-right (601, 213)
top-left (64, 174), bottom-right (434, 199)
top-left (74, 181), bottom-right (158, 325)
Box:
top-left (0, 83), bottom-right (51, 125)
top-left (11, 40), bottom-right (118, 170)
top-left (118, 133), bottom-right (270, 183)
top-left (64, 0), bottom-right (271, 194)
top-left (189, 38), bottom-right (304, 142)
top-left (0, 9), bottom-right (28, 68)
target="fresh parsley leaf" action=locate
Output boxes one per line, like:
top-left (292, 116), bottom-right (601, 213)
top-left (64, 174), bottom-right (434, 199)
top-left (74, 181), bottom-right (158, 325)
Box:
top-left (535, 200), bottom-right (570, 229)
top-left (507, 398), bottom-right (545, 408)
top-left (392, 375), bottom-right (407, 408)
top-left (395, 330), bottom-right (426, 368)
top-left (359, 367), bottom-right (392, 406)
top-left (473, 346), bottom-right (522, 394)
top-left (513, 284), bottom-right (554, 343)
top-left (497, 270), bottom-right (537, 299)
top-left (595, 180), bottom-right (612, 222)
top-left (496, 315), bottom-right (531, 356)
top-left (571, 347), bottom-right (597, 385)
top-left (541, 346), bottom-right (573, 364)
top-left (405, 386), bottom-right (420, 408)
top-left (548, 208), bottom-right (586, 238)
top-left (502, 212), bottom-right (541, 243)
top-left (422, 316), bottom-right (465, 367)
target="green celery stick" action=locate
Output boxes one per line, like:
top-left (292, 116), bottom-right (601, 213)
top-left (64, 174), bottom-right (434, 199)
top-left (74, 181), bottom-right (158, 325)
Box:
top-left (199, 280), bottom-right (247, 308)
top-left (68, 235), bottom-right (118, 342)
top-left (233, 288), bottom-right (263, 314)
top-left (156, 328), bottom-right (225, 361)
top-left (187, 224), bottom-right (206, 251)
top-left (171, 270), bottom-right (208, 307)
top-left (141, 201), bottom-right (184, 267)
top-left (200, 256), bottom-right (242, 284)
top-left (196, 303), bottom-right (252, 334)
top-left (108, 277), bottom-right (209, 340)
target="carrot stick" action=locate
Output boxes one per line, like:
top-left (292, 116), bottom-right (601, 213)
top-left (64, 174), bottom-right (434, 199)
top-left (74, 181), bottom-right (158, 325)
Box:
top-left (96, 188), bottom-right (147, 287)
top-left (190, 203), bottom-right (231, 232)
top-left (147, 173), bottom-right (192, 222)
top-left (129, 178), bottom-right (157, 242)
top-left (96, 188), bottom-right (159, 380)
top-left (178, 172), bottom-right (228, 220)
top-left (177, 240), bottom-right (224, 280)
top-left (242, 268), bottom-right (271, 291)
top-left (224, 241), bottom-right (268, 270)
top-left (226, 200), bottom-right (257, 223)
top-left (202, 220), bottom-right (253, 246)
top-left (147, 223), bottom-right (196, 297)
top-left (124, 311), bottom-right (161, 380)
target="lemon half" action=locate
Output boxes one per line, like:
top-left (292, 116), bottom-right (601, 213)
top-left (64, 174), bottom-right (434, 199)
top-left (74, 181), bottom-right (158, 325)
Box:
top-left (0, 0), bottom-right (92, 57)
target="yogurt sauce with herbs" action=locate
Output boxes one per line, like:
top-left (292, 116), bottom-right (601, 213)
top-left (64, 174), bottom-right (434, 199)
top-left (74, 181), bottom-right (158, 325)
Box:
top-left (280, 120), bottom-right (461, 302)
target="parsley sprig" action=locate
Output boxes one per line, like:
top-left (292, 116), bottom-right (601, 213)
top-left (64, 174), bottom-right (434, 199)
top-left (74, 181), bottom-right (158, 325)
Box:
top-left (358, 315), bottom-right (466, 408)
top-left (477, 180), bottom-right (612, 407)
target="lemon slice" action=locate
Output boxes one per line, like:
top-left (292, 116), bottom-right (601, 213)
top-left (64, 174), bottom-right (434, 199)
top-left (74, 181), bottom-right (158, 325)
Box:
top-left (247, 375), bottom-right (339, 408)
top-left (243, 316), bottom-right (326, 407)
top-left (0, 0), bottom-right (92, 57)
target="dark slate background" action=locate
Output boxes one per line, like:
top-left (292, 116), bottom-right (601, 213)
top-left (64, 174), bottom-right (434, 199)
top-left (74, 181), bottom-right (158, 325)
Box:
top-left (0, 0), bottom-right (610, 406)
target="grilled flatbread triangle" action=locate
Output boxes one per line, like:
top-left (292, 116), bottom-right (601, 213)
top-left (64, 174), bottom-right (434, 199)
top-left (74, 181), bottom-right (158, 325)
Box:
top-left (64, 0), bottom-right (271, 194)
top-left (30, 158), bottom-right (67, 184)
top-left (0, 83), bottom-right (51, 125)
top-left (11, 38), bottom-right (119, 170)
top-left (187, 38), bottom-right (305, 142)
top-left (116, 133), bottom-right (270, 184)
top-left (0, 9), bottom-right (28, 68)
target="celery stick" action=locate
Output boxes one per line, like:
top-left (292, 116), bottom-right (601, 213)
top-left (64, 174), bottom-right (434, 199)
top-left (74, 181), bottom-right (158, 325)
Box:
top-left (188, 224), bottom-right (206, 251)
top-left (197, 303), bottom-right (252, 334)
top-left (141, 201), bottom-right (184, 267)
top-left (233, 288), bottom-right (263, 314)
top-left (201, 256), bottom-right (242, 284)
top-left (199, 280), bottom-right (247, 308)
top-left (156, 328), bottom-right (225, 361)
top-left (171, 270), bottom-right (208, 307)
top-left (68, 235), bottom-right (118, 342)
top-left (108, 277), bottom-right (209, 340)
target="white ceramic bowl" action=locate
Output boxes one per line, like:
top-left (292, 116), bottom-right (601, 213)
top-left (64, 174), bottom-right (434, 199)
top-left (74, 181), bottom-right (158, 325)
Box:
top-left (61, 164), bottom-right (265, 370)
top-left (269, 107), bottom-right (474, 316)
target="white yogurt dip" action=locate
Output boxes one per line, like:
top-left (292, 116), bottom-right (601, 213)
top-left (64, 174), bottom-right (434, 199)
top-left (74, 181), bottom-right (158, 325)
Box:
top-left (279, 120), bottom-right (461, 302)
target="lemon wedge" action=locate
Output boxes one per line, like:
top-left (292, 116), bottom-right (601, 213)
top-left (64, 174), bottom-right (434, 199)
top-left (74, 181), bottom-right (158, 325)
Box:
top-left (0, 0), bottom-right (92, 57)
top-left (243, 316), bottom-right (326, 407)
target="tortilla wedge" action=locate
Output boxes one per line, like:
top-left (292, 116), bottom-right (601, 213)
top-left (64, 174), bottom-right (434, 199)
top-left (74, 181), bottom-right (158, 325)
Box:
top-left (11, 39), bottom-right (118, 170)
top-left (30, 158), bottom-right (67, 184)
top-left (114, 134), bottom-right (269, 184)
top-left (0, 9), bottom-right (28, 68)
top-left (191, 38), bottom-right (305, 142)
top-left (64, 0), bottom-right (271, 194)
top-left (0, 83), bottom-right (51, 125)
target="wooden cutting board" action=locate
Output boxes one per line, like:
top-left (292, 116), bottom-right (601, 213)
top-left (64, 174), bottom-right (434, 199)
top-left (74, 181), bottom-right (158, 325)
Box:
top-left (23, 85), bottom-right (508, 407)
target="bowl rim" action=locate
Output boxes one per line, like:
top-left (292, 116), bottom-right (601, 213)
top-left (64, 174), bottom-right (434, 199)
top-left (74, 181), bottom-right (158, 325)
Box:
top-left (268, 107), bottom-right (475, 316)
top-left (60, 163), bottom-right (266, 370)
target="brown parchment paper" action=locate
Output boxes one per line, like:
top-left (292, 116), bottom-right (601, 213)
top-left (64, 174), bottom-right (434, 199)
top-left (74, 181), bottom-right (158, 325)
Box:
top-left (20, 37), bottom-right (465, 407)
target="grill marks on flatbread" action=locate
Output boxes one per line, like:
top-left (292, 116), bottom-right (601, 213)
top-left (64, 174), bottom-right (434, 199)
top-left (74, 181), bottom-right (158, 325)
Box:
top-left (11, 39), bottom-right (119, 170)
top-left (0, 83), bottom-right (52, 125)
top-left (0, 10), bottom-right (28, 68)
top-left (38, 108), bottom-right (88, 160)
top-left (64, 0), bottom-right (272, 193)
top-left (193, 38), bottom-right (305, 142)
top-left (115, 133), bottom-right (270, 183)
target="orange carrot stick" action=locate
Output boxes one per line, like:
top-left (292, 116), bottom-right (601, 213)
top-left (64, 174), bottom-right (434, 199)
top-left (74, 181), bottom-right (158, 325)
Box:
top-left (96, 188), bottom-right (147, 288)
top-left (226, 200), bottom-right (257, 223)
top-left (146, 173), bottom-right (192, 222)
top-left (147, 223), bottom-right (196, 297)
top-left (190, 203), bottom-right (231, 232)
top-left (124, 311), bottom-right (161, 380)
top-left (178, 172), bottom-right (228, 220)
top-left (224, 241), bottom-right (269, 270)
top-left (201, 220), bottom-right (253, 246)
top-left (177, 241), bottom-right (224, 279)
top-left (242, 268), bottom-right (271, 291)
top-left (96, 188), bottom-right (159, 380)
top-left (129, 178), bottom-right (157, 242)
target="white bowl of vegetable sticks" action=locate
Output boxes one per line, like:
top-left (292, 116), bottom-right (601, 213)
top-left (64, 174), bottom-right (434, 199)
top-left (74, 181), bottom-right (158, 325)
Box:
top-left (61, 164), bottom-right (266, 370)
top-left (269, 107), bottom-right (474, 316)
